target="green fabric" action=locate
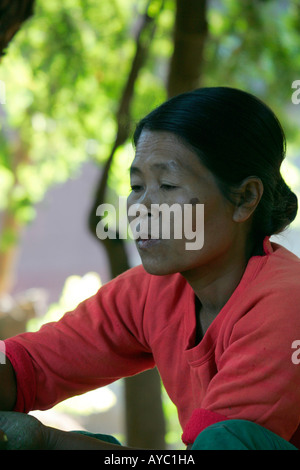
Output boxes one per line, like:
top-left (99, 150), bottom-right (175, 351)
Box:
top-left (71, 430), bottom-right (122, 446)
top-left (72, 420), bottom-right (298, 450)
top-left (190, 419), bottom-right (298, 450)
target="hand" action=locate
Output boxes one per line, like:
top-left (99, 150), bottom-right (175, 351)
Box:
top-left (0, 412), bottom-right (133, 450)
top-left (0, 411), bottom-right (49, 450)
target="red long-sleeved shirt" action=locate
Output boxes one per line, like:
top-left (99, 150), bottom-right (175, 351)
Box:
top-left (4, 236), bottom-right (300, 447)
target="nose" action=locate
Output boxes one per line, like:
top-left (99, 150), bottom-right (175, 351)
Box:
top-left (133, 185), bottom-right (161, 211)
top-left (127, 188), bottom-right (161, 239)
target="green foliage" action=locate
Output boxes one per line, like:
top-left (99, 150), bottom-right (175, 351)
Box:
top-left (0, 0), bottom-right (172, 232)
top-left (1, 0), bottom-right (299, 234)
top-left (161, 386), bottom-right (185, 449)
top-left (206, 0), bottom-right (300, 96)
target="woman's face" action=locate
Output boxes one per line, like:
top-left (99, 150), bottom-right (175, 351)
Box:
top-left (127, 130), bottom-right (238, 276)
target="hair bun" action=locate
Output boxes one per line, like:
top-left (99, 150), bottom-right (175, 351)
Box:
top-left (271, 177), bottom-right (298, 234)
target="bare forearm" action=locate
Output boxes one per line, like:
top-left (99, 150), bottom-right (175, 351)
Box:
top-left (0, 358), bottom-right (17, 411)
top-left (46, 427), bottom-right (136, 450)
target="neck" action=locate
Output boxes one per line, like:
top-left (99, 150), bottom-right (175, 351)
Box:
top-left (181, 237), bottom-right (258, 316)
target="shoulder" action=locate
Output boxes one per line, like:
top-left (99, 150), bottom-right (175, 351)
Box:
top-left (259, 242), bottom-right (300, 297)
top-left (233, 242), bottom-right (300, 336)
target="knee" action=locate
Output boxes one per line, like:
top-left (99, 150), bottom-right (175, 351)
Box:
top-left (190, 419), bottom-right (297, 450)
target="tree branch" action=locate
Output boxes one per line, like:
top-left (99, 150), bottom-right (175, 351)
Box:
top-left (88, 1), bottom-right (163, 276)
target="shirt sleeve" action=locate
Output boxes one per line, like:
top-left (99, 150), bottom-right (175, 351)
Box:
top-left (4, 267), bottom-right (155, 413)
top-left (182, 288), bottom-right (300, 445)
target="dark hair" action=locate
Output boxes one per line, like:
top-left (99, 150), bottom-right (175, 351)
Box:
top-left (133, 87), bottom-right (298, 243)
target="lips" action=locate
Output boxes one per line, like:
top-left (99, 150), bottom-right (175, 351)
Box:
top-left (136, 236), bottom-right (161, 249)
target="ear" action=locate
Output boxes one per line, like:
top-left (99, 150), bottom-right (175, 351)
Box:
top-left (232, 177), bottom-right (264, 223)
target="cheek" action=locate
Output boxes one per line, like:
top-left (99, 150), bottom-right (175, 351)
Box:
top-left (127, 193), bottom-right (135, 213)
top-left (202, 197), bottom-right (235, 246)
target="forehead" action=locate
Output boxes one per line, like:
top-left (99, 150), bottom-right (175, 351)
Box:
top-left (132, 130), bottom-right (202, 175)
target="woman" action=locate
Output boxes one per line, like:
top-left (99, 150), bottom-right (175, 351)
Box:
top-left (0, 87), bottom-right (299, 450)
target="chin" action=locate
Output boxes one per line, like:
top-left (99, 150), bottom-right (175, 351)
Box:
top-left (141, 259), bottom-right (181, 276)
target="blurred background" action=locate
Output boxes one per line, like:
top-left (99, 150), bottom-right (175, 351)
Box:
top-left (0, 0), bottom-right (299, 450)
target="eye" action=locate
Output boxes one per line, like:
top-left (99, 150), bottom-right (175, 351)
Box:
top-left (160, 184), bottom-right (177, 191)
top-left (130, 185), bottom-right (143, 192)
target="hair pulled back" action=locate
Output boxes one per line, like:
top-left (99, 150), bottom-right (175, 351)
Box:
top-left (133, 87), bottom-right (298, 243)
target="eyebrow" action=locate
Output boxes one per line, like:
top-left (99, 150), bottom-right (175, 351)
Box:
top-left (129, 160), bottom-right (180, 176)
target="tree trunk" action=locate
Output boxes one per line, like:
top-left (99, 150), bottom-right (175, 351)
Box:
top-left (125, 369), bottom-right (166, 449)
top-left (0, 211), bottom-right (21, 295)
top-left (167, 0), bottom-right (208, 98)
top-left (0, 0), bottom-right (36, 293)
top-left (0, 121), bottom-right (30, 296)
